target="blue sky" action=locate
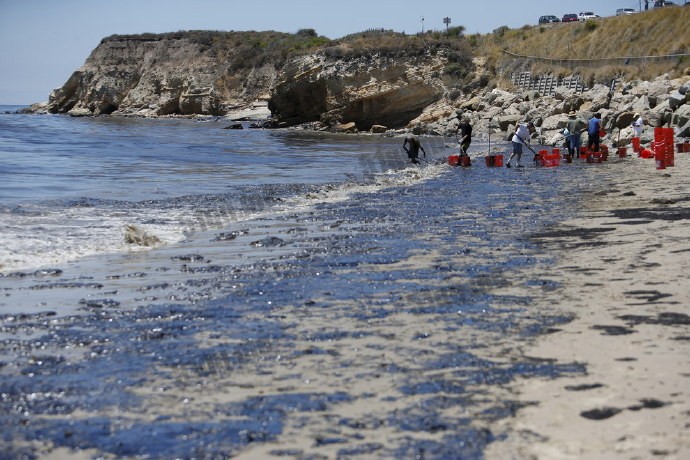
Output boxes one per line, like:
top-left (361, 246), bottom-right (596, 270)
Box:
top-left (0, 0), bottom-right (641, 104)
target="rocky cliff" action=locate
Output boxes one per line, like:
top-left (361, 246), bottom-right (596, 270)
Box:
top-left (268, 53), bottom-right (448, 130)
top-left (38, 30), bottom-right (469, 130)
top-left (44, 32), bottom-right (281, 117)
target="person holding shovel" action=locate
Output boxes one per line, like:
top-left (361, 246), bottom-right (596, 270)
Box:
top-left (506, 121), bottom-right (535, 168)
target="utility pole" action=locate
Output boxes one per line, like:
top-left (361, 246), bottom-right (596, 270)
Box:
top-left (421, 16), bottom-right (424, 33)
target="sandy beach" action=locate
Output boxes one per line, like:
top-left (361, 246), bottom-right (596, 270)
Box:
top-left (2, 148), bottom-right (689, 459)
top-left (485, 154), bottom-right (690, 459)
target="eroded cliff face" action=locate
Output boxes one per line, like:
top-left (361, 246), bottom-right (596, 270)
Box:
top-left (42, 32), bottom-right (453, 129)
top-left (47, 34), bottom-right (278, 117)
top-left (268, 53), bottom-right (448, 130)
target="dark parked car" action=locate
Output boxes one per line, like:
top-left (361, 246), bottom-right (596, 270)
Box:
top-left (538, 15), bottom-right (560, 24)
top-left (654, 1), bottom-right (677, 6)
top-left (562, 13), bottom-right (578, 22)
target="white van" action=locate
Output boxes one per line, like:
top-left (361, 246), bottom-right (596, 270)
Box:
top-left (616, 8), bottom-right (636, 15)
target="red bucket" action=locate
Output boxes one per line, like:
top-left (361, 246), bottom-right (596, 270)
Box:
top-left (632, 137), bottom-right (641, 153)
top-left (448, 155), bottom-right (459, 166)
top-left (460, 156), bottom-right (471, 167)
top-left (587, 153), bottom-right (602, 163)
top-left (494, 154), bottom-right (504, 167)
top-left (485, 155), bottom-right (495, 167)
top-left (655, 150), bottom-right (666, 169)
top-left (639, 148), bottom-right (654, 159)
top-left (543, 154), bottom-right (560, 167)
top-left (617, 147), bottom-right (627, 158)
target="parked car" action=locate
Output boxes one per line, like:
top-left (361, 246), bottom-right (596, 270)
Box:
top-left (616, 8), bottom-right (637, 15)
top-left (654, 1), bottom-right (677, 6)
top-left (562, 13), bottom-right (579, 22)
top-left (578, 11), bottom-right (599, 21)
top-left (538, 15), bottom-right (560, 24)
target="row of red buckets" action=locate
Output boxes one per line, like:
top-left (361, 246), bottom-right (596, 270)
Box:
top-left (448, 128), bottom-right (687, 170)
top-left (636, 128), bottom-right (680, 169)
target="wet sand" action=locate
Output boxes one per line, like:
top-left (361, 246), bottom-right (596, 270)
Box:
top-left (486, 155), bottom-right (690, 459)
top-left (1, 153), bottom-right (689, 459)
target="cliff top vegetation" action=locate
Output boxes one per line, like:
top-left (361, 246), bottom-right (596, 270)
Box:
top-left (102, 6), bottom-right (689, 88)
top-left (483, 6), bottom-right (690, 85)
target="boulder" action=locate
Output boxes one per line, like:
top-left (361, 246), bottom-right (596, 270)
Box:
top-left (460, 96), bottom-right (482, 111)
top-left (672, 104), bottom-right (690, 128)
top-left (630, 95), bottom-right (651, 114)
top-left (334, 122), bottom-right (358, 133)
top-left (677, 119), bottom-right (690, 138)
top-left (370, 124), bottom-right (388, 133)
top-left (525, 90), bottom-right (540, 101)
top-left (563, 96), bottom-right (585, 114)
top-left (587, 84), bottom-right (611, 111)
top-left (668, 90), bottom-right (686, 111)
top-left (485, 88), bottom-right (518, 108)
top-left (614, 112), bottom-right (636, 130)
top-left (495, 114), bottom-right (522, 131)
top-left (540, 114), bottom-right (569, 131)
top-left (445, 117), bottom-right (460, 134)
top-left (124, 225), bottom-right (161, 246)
top-left (647, 100), bottom-right (672, 127)
top-left (553, 87), bottom-right (576, 101)
top-left (679, 81), bottom-right (689, 96)
top-left (648, 77), bottom-right (670, 99)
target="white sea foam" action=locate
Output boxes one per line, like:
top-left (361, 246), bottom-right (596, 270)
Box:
top-left (0, 161), bottom-right (447, 274)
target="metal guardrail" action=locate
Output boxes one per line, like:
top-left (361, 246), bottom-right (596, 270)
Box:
top-left (501, 48), bottom-right (690, 65)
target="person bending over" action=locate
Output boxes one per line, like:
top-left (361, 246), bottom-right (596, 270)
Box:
top-left (403, 135), bottom-right (426, 164)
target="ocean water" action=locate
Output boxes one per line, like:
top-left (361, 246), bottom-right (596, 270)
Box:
top-left (0, 107), bottom-right (443, 273)
top-left (1, 106), bottom-right (599, 458)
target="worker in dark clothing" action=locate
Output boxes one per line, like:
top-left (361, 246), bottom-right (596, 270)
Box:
top-left (403, 135), bottom-right (426, 164)
top-left (457, 117), bottom-right (472, 156)
top-left (587, 113), bottom-right (602, 152)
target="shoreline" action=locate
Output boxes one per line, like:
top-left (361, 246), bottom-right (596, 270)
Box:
top-left (485, 155), bottom-right (690, 459)
top-left (1, 148), bottom-right (688, 458)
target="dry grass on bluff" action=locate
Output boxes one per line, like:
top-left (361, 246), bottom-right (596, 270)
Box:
top-left (315, 8), bottom-right (690, 87)
top-left (482, 6), bottom-right (690, 84)
top-left (101, 7), bottom-right (688, 90)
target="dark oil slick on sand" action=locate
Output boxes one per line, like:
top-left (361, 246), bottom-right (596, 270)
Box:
top-left (0, 112), bottom-right (607, 459)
